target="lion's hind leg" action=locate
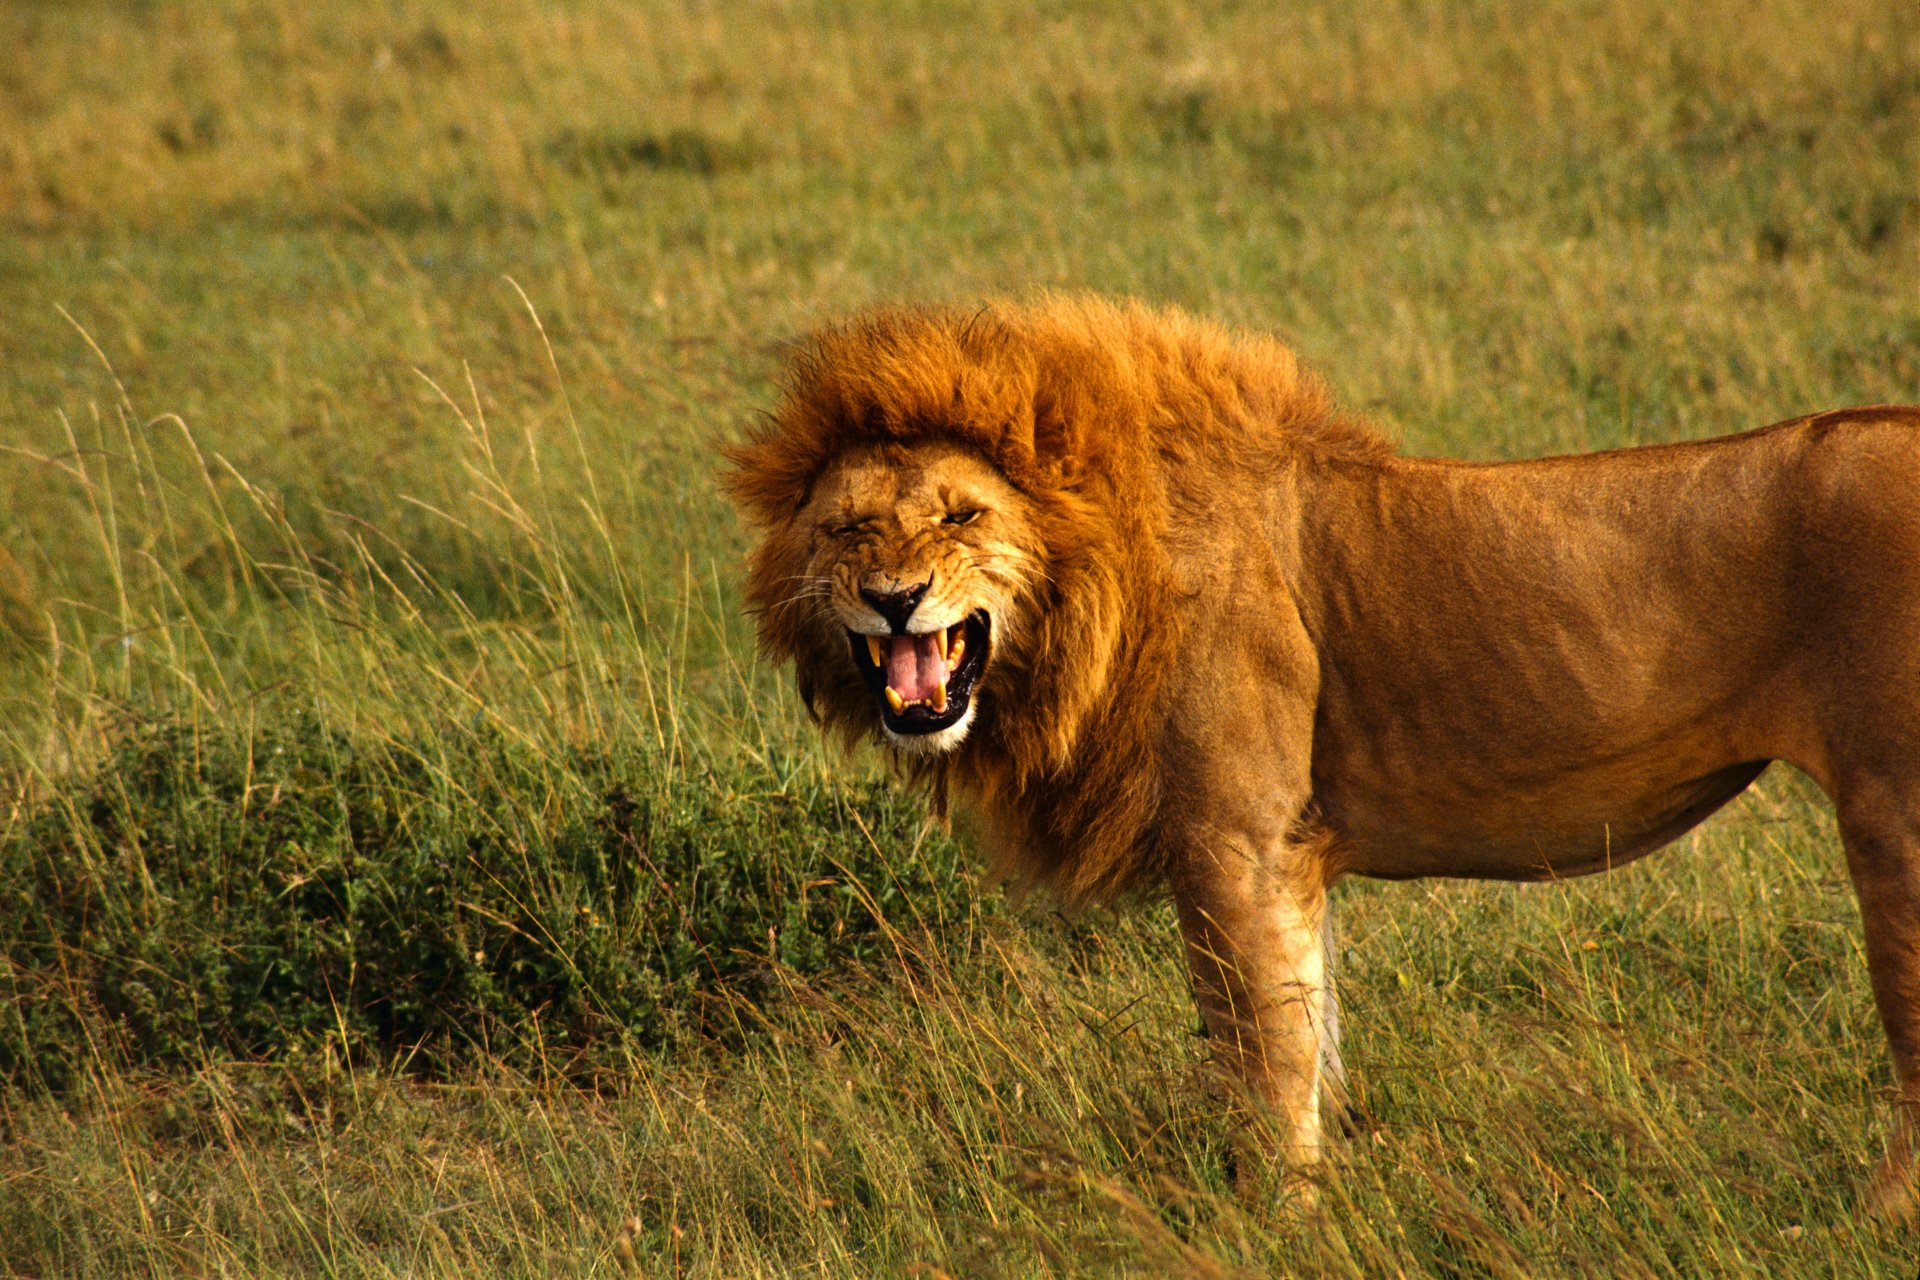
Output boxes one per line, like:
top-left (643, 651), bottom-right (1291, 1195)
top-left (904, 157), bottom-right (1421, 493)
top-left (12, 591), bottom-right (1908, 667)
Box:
top-left (1834, 780), bottom-right (1920, 1222)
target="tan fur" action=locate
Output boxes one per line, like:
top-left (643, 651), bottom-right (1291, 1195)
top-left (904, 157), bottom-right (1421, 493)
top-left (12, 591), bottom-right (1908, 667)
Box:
top-left (726, 294), bottom-right (1920, 1218)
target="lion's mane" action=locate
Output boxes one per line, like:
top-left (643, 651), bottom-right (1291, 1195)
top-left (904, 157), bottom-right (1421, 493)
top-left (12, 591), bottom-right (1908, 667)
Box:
top-left (727, 295), bottom-right (1387, 903)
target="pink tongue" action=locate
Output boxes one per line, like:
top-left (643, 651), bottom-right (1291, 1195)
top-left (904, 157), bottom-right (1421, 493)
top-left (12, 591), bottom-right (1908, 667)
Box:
top-left (886, 632), bottom-right (950, 704)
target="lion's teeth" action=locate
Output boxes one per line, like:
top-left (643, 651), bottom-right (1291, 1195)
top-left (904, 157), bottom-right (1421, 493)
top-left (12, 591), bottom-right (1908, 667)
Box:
top-left (948, 635), bottom-right (965, 667)
top-left (866, 634), bottom-right (885, 667)
top-left (885, 687), bottom-right (904, 713)
top-left (933, 679), bottom-right (948, 712)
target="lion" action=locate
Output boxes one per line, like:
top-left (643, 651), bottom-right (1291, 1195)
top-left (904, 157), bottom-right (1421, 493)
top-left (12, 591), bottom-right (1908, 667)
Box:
top-left (724, 293), bottom-right (1920, 1219)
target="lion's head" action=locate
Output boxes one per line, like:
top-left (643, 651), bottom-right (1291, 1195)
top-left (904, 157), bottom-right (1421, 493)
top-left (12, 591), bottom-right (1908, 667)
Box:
top-left (725, 298), bottom-right (1150, 783)
top-left (788, 439), bottom-right (1041, 754)
top-left (725, 295), bottom-right (1369, 901)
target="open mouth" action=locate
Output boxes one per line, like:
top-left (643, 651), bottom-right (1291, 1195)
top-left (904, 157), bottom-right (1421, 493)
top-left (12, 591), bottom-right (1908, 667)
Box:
top-left (847, 610), bottom-right (992, 735)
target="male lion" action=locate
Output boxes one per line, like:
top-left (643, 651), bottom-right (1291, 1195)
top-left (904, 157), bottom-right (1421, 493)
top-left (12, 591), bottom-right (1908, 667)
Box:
top-left (725, 294), bottom-right (1920, 1218)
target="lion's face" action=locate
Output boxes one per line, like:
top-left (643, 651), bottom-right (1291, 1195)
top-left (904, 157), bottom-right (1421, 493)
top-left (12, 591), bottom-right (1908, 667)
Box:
top-left (796, 441), bottom-right (1042, 755)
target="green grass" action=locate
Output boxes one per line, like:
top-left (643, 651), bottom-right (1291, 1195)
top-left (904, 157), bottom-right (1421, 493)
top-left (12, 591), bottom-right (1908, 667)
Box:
top-left (1, 0), bottom-right (1917, 1274)
top-left (1, 712), bottom-right (988, 1094)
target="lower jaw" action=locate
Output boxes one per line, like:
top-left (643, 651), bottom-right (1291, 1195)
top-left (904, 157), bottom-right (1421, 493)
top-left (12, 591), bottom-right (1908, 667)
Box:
top-left (882, 699), bottom-right (977, 754)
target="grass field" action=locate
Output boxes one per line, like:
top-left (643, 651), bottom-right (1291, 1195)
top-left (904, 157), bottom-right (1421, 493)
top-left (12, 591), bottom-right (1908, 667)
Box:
top-left (3, 0), bottom-right (1918, 1274)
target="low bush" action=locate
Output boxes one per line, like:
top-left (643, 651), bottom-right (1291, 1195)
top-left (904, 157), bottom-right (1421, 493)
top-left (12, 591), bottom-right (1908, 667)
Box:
top-left (0, 713), bottom-right (980, 1092)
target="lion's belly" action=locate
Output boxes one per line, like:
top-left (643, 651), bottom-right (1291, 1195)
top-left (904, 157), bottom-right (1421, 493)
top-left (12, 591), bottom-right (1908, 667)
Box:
top-left (1325, 756), bottom-right (1771, 881)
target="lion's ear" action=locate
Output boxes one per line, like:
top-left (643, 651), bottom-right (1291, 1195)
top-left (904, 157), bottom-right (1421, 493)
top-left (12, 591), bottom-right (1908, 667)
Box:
top-left (1028, 399), bottom-right (1083, 488)
top-left (1031, 396), bottom-right (1065, 452)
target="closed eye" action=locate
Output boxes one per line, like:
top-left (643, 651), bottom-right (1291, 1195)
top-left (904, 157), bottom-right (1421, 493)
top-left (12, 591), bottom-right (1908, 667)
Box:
top-left (826, 519), bottom-right (871, 537)
top-left (942, 509), bottom-right (983, 526)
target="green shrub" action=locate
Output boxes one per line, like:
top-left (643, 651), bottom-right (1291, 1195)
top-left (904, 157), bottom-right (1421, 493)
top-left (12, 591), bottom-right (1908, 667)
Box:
top-left (0, 713), bottom-right (981, 1092)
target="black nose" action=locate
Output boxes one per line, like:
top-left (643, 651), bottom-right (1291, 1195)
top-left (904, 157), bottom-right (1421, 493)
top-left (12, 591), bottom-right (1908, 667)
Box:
top-left (859, 580), bottom-right (930, 633)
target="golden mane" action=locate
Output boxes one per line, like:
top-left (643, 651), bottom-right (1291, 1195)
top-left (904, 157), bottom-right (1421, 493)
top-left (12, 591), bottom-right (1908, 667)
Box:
top-left (726, 294), bottom-right (1386, 903)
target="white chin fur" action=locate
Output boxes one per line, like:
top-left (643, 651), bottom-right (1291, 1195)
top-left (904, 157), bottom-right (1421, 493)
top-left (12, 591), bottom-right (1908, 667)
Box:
top-left (884, 701), bottom-right (976, 755)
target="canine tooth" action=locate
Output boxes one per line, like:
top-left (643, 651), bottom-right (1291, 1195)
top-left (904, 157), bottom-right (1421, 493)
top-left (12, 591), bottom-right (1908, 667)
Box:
top-left (885, 687), bottom-right (905, 713)
top-left (866, 634), bottom-right (885, 667)
top-left (934, 679), bottom-right (948, 712)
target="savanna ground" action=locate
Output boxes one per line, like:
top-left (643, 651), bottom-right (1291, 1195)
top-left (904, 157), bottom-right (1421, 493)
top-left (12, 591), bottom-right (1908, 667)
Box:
top-left (2, 0), bottom-right (1918, 1275)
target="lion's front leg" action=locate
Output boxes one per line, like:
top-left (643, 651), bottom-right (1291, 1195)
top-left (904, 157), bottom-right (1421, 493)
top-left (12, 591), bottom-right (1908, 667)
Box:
top-left (1174, 849), bottom-right (1330, 1203)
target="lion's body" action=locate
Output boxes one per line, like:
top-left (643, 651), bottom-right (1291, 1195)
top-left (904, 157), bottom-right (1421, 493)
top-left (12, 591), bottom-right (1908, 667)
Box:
top-left (1272, 415), bottom-right (1920, 881)
top-left (727, 295), bottom-right (1920, 1218)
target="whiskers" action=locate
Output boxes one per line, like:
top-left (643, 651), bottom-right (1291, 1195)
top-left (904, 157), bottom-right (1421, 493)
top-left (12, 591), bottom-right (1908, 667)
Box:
top-left (754, 573), bottom-right (838, 626)
top-left (952, 553), bottom-right (1051, 627)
